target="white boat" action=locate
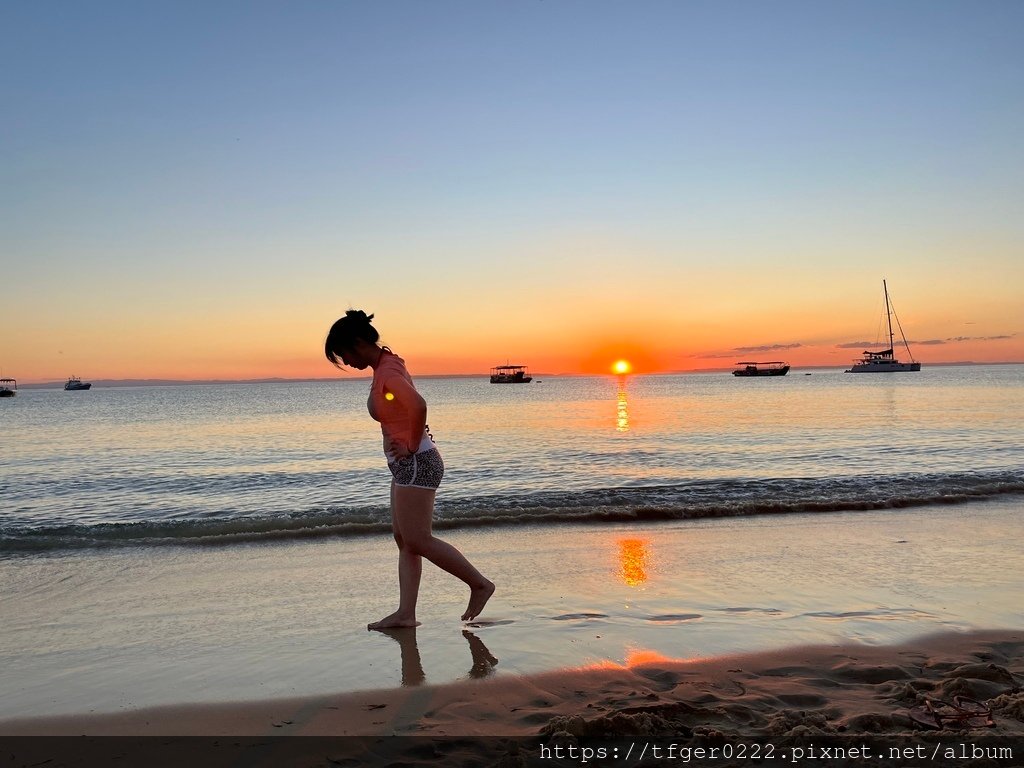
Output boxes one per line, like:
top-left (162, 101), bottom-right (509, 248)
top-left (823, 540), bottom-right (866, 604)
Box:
top-left (846, 280), bottom-right (921, 373)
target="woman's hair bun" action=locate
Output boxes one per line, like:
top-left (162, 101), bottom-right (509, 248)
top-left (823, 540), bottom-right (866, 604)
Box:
top-left (346, 309), bottom-right (374, 324)
top-left (325, 308), bottom-right (380, 367)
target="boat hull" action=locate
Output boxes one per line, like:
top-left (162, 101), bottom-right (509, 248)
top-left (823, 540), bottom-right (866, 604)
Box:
top-left (65, 383), bottom-right (92, 390)
top-left (0, 390), bottom-right (14, 397)
top-left (845, 362), bottom-right (921, 373)
top-left (733, 367), bottom-right (789, 377)
top-left (732, 362), bottom-right (790, 376)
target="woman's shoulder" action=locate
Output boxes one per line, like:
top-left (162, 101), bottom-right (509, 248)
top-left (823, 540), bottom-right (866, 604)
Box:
top-left (376, 349), bottom-right (411, 378)
top-left (380, 348), bottom-right (407, 367)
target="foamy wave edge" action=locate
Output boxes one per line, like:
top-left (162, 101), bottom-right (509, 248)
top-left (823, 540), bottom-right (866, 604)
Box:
top-left (2, 471), bottom-right (1022, 554)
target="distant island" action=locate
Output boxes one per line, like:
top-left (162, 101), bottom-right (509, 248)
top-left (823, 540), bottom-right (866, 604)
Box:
top-left (14, 361), bottom-right (1018, 389)
top-left (16, 373), bottom-right (550, 389)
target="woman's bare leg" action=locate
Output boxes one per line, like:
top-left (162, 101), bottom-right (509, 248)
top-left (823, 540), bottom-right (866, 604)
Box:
top-left (368, 482), bottom-right (423, 630)
top-left (391, 485), bottom-right (494, 621)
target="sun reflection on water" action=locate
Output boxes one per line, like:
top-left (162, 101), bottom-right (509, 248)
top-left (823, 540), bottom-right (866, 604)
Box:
top-left (616, 376), bottom-right (630, 432)
top-left (579, 649), bottom-right (707, 671)
top-left (618, 538), bottom-right (649, 586)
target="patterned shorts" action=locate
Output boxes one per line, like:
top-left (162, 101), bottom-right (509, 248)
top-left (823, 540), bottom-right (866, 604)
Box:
top-left (388, 448), bottom-right (444, 490)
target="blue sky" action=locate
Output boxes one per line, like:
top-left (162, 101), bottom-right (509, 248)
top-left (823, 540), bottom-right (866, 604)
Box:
top-left (2, 1), bottom-right (1022, 378)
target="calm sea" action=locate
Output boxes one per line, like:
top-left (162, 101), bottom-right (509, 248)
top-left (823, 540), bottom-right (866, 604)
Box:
top-left (2, 365), bottom-right (1022, 555)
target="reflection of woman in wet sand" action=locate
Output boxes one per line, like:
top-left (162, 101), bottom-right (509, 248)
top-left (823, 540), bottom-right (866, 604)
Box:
top-left (462, 629), bottom-right (500, 679)
top-left (326, 310), bottom-right (494, 629)
top-left (377, 627), bottom-right (498, 685)
top-left (377, 629), bottom-right (426, 686)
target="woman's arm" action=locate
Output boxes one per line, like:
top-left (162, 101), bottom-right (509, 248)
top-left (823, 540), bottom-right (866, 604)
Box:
top-left (382, 375), bottom-right (427, 456)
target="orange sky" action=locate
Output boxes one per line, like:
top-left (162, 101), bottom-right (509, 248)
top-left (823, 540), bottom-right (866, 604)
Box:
top-left (4, 263), bottom-right (1021, 383)
top-left (8, 274), bottom-right (1015, 382)
top-left (4, 6), bottom-right (1023, 382)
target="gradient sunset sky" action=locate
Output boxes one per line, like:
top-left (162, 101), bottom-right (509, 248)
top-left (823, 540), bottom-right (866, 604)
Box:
top-left (3, 1), bottom-right (1022, 381)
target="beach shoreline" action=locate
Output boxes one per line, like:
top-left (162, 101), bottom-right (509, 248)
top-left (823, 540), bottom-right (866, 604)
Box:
top-left (3, 500), bottom-right (1024, 724)
top-left (2, 629), bottom-right (1021, 767)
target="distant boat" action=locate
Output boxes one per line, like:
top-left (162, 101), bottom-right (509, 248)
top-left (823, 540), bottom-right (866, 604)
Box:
top-left (0, 378), bottom-right (16, 397)
top-left (846, 280), bottom-right (921, 373)
top-left (733, 361), bottom-right (790, 377)
top-left (64, 376), bottom-right (92, 391)
top-left (490, 365), bottom-right (532, 384)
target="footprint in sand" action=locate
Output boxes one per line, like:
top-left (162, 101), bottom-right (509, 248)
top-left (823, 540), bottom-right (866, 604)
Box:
top-left (804, 610), bottom-right (876, 619)
top-left (464, 619), bottom-right (515, 628)
top-left (721, 607), bottom-right (783, 615)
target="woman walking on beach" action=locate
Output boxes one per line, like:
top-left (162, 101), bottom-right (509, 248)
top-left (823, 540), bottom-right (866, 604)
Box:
top-left (325, 310), bottom-right (495, 629)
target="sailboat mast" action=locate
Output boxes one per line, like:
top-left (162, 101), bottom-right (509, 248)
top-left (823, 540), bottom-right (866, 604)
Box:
top-left (883, 279), bottom-right (894, 354)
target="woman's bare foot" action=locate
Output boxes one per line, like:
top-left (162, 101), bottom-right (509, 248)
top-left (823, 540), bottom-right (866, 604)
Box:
top-left (368, 611), bottom-right (420, 630)
top-left (461, 579), bottom-right (495, 622)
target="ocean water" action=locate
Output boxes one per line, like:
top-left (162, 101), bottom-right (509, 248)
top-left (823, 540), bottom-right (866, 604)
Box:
top-left (2, 365), bottom-right (1023, 554)
top-left (2, 365), bottom-right (1023, 718)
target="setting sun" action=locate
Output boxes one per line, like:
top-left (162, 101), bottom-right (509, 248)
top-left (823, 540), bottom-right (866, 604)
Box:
top-left (612, 359), bottom-right (632, 375)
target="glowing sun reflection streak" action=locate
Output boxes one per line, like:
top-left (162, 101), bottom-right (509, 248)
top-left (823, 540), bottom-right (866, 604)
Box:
top-left (618, 538), bottom-right (649, 586)
top-left (616, 376), bottom-right (630, 433)
top-left (579, 649), bottom-right (709, 672)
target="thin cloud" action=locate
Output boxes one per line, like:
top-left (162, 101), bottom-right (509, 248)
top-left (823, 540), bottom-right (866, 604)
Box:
top-left (837, 333), bottom-right (1016, 349)
top-left (733, 342), bottom-right (804, 353)
top-left (836, 341), bottom-right (879, 349)
top-left (692, 342), bottom-right (802, 359)
top-left (946, 334), bottom-right (1015, 342)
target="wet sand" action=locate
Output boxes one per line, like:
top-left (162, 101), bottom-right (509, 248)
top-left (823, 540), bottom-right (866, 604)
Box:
top-left (2, 500), bottom-right (1023, 765)
top-left (3, 500), bottom-right (1023, 722)
top-left (2, 629), bottom-right (1022, 767)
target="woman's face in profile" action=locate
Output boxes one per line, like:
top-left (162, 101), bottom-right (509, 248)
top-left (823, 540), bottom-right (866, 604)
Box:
top-left (339, 344), bottom-right (370, 370)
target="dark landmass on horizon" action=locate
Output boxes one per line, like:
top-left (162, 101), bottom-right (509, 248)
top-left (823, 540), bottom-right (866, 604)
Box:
top-left (17, 374), bottom-right (490, 389)
top-left (13, 361), bottom-right (1020, 389)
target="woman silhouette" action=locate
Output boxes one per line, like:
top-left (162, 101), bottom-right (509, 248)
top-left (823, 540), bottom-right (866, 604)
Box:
top-left (326, 310), bottom-right (495, 629)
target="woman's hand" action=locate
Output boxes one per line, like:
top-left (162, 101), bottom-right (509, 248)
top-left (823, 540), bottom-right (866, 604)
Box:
top-left (386, 436), bottom-right (415, 459)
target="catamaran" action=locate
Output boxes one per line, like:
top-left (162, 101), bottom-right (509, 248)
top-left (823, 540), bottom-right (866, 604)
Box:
top-left (846, 280), bottom-right (921, 373)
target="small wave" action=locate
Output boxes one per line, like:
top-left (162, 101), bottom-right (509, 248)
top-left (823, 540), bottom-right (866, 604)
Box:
top-left (0, 510), bottom-right (394, 553)
top-left (1, 470), bottom-right (1021, 555)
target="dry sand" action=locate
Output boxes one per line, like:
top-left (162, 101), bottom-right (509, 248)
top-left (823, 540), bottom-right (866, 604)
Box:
top-left (2, 629), bottom-right (1021, 766)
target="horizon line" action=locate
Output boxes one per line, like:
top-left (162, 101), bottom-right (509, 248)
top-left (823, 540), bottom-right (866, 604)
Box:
top-left (12, 361), bottom-right (1022, 388)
